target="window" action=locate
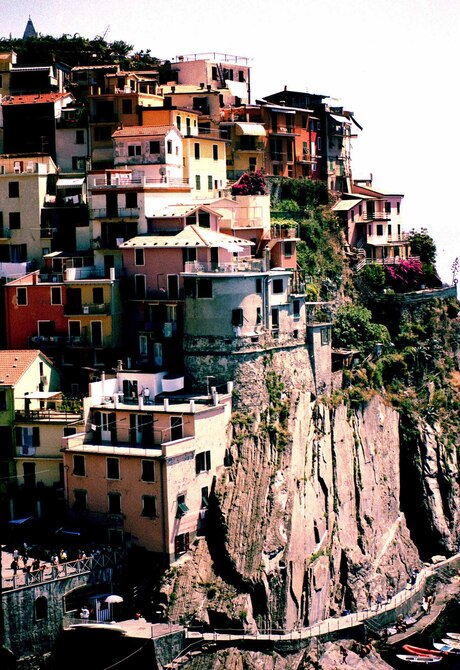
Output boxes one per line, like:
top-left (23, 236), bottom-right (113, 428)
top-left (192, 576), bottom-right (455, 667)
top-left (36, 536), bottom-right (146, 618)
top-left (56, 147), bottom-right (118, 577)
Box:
top-left (170, 416), bottom-right (183, 441)
top-left (321, 327), bottom-right (331, 345)
top-left (94, 126), bottom-right (112, 141)
top-left (73, 454), bottom-right (85, 476)
top-left (141, 460), bottom-right (155, 482)
top-left (167, 140), bottom-right (173, 154)
top-left (256, 307), bottom-right (262, 325)
top-left (271, 308), bottom-right (279, 330)
top-left (256, 278), bottom-right (262, 293)
top-left (35, 596), bottom-right (48, 621)
top-left (8, 182), bottom-right (19, 198)
top-left (293, 299), bottom-right (300, 320)
top-left (284, 241), bottom-right (293, 258)
top-left (72, 157), bottom-right (85, 170)
top-left (397, 202), bottom-right (401, 215)
top-left (76, 130), bottom-right (85, 144)
top-left (16, 287), bottom-right (27, 306)
top-left (108, 492), bottom-right (121, 514)
top-left (175, 532), bottom-right (189, 555)
top-left (142, 495), bottom-right (157, 517)
top-left (11, 244), bottom-right (27, 262)
top-left (107, 457), bottom-right (120, 480)
top-left (68, 321), bottom-right (81, 339)
top-left (195, 450), bottom-right (211, 473)
top-left (208, 175), bottom-right (213, 190)
top-left (388, 225), bottom-right (392, 237)
top-left (74, 489), bottom-right (87, 510)
top-left (272, 278), bottom-right (284, 294)
top-left (128, 145), bottom-right (141, 157)
top-left (134, 274), bottom-right (146, 299)
top-left (201, 486), bottom-right (209, 508)
top-left (150, 140), bottom-right (160, 154)
top-left (0, 391), bottom-right (6, 411)
top-left (359, 204), bottom-right (362, 216)
top-left (195, 175), bottom-right (201, 190)
top-left (231, 308), bottom-right (243, 327)
top-left (139, 335), bottom-right (148, 356)
top-left (211, 66), bottom-right (218, 80)
top-left (317, 137), bottom-right (322, 151)
top-left (126, 192), bottom-right (137, 208)
top-left (122, 99), bottom-right (132, 114)
top-left (197, 278), bottom-right (212, 297)
top-left (93, 287), bottom-right (103, 304)
top-left (9, 212), bottom-right (20, 229)
top-left (135, 248), bottom-right (144, 266)
top-left (212, 144), bottom-right (219, 161)
top-left (176, 115), bottom-right (181, 130)
top-left (376, 224), bottom-right (384, 236)
top-left (385, 201), bottom-right (391, 214)
top-left (16, 426), bottom-right (40, 450)
top-left (51, 287), bottom-right (62, 305)
top-left (176, 494), bottom-right (189, 517)
top-left (194, 143), bottom-right (200, 159)
top-left (302, 115), bottom-right (308, 129)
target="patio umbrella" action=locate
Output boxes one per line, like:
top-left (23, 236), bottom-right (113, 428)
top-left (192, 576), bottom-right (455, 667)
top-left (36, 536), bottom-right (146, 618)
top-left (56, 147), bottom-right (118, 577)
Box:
top-left (105, 595), bottom-right (124, 604)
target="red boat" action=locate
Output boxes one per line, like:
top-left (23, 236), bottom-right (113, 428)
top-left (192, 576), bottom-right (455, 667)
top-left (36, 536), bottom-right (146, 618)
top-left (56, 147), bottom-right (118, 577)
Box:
top-left (403, 645), bottom-right (449, 658)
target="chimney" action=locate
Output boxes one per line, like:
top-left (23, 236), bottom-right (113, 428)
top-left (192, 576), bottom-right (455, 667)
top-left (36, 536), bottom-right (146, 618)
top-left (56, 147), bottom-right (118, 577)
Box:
top-left (163, 398), bottom-right (169, 411)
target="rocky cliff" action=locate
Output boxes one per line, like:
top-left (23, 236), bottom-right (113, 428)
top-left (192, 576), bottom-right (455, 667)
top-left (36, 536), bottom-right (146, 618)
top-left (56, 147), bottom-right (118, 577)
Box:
top-left (164, 337), bottom-right (460, 633)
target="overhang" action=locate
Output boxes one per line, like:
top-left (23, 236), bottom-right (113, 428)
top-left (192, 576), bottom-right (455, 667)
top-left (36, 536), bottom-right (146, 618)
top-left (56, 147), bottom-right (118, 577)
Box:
top-left (56, 178), bottom-right (85, 188)
top-left (235, 122), bottom-right (266, 137)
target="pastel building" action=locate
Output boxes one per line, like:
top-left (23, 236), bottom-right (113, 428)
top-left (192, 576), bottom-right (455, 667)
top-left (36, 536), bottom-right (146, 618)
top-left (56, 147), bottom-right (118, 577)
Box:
top-left (0, 349), bottom-right (62, 521)
top-left (61, 369), bottom-right (233, 563)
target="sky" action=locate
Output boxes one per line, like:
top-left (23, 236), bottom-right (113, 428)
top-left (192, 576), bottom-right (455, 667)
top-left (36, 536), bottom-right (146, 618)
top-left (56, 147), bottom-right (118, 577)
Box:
top-left (3, 0), bottom-right (460, 283)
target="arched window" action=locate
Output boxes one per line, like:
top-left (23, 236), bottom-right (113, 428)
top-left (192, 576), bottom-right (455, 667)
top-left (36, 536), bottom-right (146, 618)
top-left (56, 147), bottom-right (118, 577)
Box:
top-left (35, 596), bottom-right (48, 621)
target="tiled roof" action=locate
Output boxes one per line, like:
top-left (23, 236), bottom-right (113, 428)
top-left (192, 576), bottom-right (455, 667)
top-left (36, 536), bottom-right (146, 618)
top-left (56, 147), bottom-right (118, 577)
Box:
top-left (2, 92), bottom-right (71, 106)
top-left (0, 350), bottom-right (42, 386)
top-left (112, 125), bottom-right (176, 138)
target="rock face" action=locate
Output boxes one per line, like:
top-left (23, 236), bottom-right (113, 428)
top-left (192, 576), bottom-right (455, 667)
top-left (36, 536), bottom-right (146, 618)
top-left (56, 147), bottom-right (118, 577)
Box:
top-left (166, 345), bottom-right (460, 633)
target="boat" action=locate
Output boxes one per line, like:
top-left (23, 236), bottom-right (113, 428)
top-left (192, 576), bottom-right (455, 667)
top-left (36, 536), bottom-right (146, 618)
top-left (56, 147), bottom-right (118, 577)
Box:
top-left (396, 655), bottom-right (443, 664)
top-left (442, 638), bottom-right (460, 648)
top-left (402, 645), bottom-right (448, 657)
top-left (434, 642), bottom-right (460, 654)
top-left (446, 632), bottom-right (460, 641)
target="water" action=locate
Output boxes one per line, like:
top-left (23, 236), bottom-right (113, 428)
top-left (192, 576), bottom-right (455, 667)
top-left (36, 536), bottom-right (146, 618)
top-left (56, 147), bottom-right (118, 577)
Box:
top-left (382, 598), bottom-right (460, 669)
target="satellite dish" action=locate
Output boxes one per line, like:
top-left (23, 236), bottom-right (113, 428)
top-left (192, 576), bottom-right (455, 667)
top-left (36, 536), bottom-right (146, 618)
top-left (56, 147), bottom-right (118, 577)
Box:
top-left (159, 168), bottom-right (166, 176)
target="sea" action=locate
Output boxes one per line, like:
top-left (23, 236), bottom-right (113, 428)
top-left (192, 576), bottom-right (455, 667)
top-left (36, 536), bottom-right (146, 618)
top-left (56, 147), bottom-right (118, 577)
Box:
top-left (381, 597), bottom-right (460, 669)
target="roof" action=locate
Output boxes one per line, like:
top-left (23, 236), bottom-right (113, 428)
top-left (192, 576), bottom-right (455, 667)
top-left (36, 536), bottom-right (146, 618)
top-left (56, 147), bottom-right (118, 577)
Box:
top-left (2, 92), bottom-right (72, 106)
top-left (0, 350), bottom-right (45, 386)
top-left (149, 203), bottom-right (218, 218)
top-left (112, 125), bottom-right (177, 138)
top-left (120, 225), bottom-right (253, 250)
top-left (329, 113), bottom-right (352, 125)
top-left (56, 178), bottom-right (85, 188)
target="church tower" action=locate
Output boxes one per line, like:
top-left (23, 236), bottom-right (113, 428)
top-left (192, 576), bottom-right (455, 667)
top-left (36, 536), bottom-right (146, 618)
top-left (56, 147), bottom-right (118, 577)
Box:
top-left (23, 16), bottom-right (37, 39)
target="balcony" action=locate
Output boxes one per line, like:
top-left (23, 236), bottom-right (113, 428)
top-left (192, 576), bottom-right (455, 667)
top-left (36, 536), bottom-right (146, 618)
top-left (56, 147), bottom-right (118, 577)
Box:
top-left (368, 211), bottom-right (391, 221)
top-left (43, 194), bottom-right (86, 208)
top-left (0, 228), bottom-right (11, 240)
top-left (29, 335), bottom-right (65, 347)
top-left (90, 207), bottom-right (140, 220)
top-left (89, 176), bottom-right (190, 190)
top-left (15, 407), bottom-right (83, 423)
top-left (387, 232), bottom-right (410, 243)
top-left (64, 303), bottom-right (111, 316)
top-left (183, 259), bottom-right (265, 273)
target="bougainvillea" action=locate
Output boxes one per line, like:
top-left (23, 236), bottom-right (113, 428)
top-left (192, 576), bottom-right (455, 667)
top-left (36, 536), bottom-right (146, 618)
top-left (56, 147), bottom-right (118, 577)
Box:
top-left (384, 258), bottom-right (424, 292)
top-left (231, 170), bottom-right (267, 196)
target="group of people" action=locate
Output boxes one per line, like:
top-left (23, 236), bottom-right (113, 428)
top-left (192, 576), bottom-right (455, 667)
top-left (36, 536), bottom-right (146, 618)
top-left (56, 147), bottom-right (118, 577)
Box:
top-left (8, 544), bottom-right (92, 583)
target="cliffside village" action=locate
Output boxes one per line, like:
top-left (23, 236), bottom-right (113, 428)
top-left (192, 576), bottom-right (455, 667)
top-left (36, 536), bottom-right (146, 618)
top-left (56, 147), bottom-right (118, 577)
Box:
top-left (0, 18), bottom-right (414, 566)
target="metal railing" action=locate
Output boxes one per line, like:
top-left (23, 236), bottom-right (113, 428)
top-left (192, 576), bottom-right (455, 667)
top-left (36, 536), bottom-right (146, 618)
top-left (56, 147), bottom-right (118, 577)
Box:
top-left (183, 259), bottom-right (265, 273)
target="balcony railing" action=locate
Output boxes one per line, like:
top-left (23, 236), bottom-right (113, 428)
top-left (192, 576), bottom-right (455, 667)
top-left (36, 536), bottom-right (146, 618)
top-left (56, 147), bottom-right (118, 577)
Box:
top-left (387, 232), bottom-right (410, 242)
top-left (89, 207), bottom-right (140, 219)
top-left (15, 408), bottom-right (83, 423)
top-left (64, 303), bottom-right (111, 316)
top-left (29, 335), bottom-right (65, 346)
top-left (89, 176), bottom-right (190, 190)
top-left (368, 211), bottom-right (391, 221)
top-left (183, 259), bottom-right (265, 273)
top-left (0, 228), bottom-right (11, 239)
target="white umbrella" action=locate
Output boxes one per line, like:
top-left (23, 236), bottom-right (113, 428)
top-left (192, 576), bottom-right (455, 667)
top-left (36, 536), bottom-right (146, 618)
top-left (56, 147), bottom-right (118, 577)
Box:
top-left (105, 595), bottom-right (123, 604)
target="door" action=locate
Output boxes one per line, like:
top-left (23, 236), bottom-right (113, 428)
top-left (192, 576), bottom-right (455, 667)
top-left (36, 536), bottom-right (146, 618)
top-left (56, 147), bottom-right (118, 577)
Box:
top-left (167, 275), bottom-right (179, 300)
top-left (106, 192), bottom-right (118, 217)
top-left (101, 413), bottom-right (111, 442)
top-left (91, 321), bottom-right (103, 347)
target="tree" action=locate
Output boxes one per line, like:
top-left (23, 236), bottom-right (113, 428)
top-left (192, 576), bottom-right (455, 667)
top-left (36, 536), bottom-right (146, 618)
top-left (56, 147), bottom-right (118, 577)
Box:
top-left (231, 170), bottom-right (267, 196)
top-left (408, 228), bottom-right (437, 266)
top-left (385, 258), bottom-right (424, 292)
top-left (332, 304), bottom-right (390, 356)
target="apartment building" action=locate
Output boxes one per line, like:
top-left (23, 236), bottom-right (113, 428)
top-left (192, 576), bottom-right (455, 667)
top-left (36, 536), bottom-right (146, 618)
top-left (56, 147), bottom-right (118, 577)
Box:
top-left (62, 369), bottom-right (232, 563)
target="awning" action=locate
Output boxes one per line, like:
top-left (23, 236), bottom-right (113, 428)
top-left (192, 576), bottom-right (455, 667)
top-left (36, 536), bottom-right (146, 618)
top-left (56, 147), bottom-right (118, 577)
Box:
top-left (329, 113), bottom-right (352, 125)
top-left (22, 391), bottom-right (61, 399)
top-left (235, 122), bottom-right (266, 137)
top-left (56, 178), bottom-right (85, 188)
top-left (8, 517), bottom-right (33, 525)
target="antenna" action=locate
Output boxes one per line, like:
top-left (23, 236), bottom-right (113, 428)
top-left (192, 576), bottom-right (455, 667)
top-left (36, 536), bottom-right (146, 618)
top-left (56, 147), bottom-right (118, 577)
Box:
top-left (102, 25), bottom-right (110, 40)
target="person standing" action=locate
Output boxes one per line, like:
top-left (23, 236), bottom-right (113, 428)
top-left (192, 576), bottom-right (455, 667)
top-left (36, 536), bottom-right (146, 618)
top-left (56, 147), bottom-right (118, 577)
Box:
top-left (80, 606), bottom-right (90, 623)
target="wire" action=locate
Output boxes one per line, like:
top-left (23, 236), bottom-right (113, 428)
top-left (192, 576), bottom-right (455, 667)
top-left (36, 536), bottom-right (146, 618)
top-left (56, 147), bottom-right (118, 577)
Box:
top-left (101, 640), bottom-right (150, 670)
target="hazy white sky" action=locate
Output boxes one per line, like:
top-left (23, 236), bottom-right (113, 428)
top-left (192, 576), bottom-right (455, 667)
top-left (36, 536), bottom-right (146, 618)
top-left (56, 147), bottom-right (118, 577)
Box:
top-left (4, 0), bottom-right (460, 282)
